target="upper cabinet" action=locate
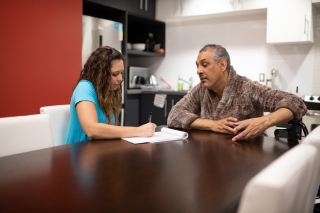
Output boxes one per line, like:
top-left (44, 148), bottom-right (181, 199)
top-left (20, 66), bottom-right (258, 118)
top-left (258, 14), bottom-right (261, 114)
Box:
top-left (234, 0), bottom-right (268, 11)
top-left (156, 0), bottom-right (180, 19)
top-left (180, 0), bottom-right (208, 16)
top-left (126, 0), bottom-right (156, 19)
top-left (267, 0), bottom-right (313, 44)
top-left (156, 0), bottom-right (267, 20)
top-left (84, 0), bottom-right (156, 19)
top-left (84, 0), bottom-right (127, 11)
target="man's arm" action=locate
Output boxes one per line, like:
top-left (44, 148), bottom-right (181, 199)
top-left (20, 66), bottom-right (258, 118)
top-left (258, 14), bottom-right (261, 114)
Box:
top-left (232, 108), bottom-right (294, 141)
top-left (190, 117), bottom-right (238, 134)
top-left (167, 84), bottom-right (202, 129)
top-left (230, 80), bottom-right (307, 141)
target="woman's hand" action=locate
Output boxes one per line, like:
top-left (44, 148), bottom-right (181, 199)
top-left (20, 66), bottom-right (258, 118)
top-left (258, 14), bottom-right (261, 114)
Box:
top-left (134, 123), bottom-right (157, 137)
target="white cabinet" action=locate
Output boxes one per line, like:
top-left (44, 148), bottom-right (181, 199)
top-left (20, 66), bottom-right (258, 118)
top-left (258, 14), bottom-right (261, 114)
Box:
top-left (205, 0), bottom-right (234, 15)
top-left (235, 0), bottom-right (268, 11)
top-left (156, 0), bottom-right (181, 20)
top-left (267, 0), bottom-right (313, 44)
top-left (181, 0), bottom-right (208, 16)
top-left (156, 0), bottom-right (267, 20)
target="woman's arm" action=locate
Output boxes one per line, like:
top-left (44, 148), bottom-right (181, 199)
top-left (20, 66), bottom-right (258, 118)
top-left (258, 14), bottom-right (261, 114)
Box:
top-left (77, 101), bottom-right (156, 139)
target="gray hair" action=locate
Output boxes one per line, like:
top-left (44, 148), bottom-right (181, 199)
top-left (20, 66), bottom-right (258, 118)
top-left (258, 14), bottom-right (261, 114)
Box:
top-left (199, 44), bottom-right (231, 72)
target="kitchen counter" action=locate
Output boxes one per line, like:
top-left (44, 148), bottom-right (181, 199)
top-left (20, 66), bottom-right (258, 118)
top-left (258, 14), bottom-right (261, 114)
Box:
top-left (126, 89), bottom-right (188, 95)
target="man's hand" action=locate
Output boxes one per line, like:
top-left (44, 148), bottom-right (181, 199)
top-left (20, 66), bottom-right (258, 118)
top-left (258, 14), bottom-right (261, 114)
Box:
top-left (211, 117), bottom-right (238, 134)
top-left (232, 117), bottom-right (268, 141)
top-left (190, 117), bottom-right (237, 133)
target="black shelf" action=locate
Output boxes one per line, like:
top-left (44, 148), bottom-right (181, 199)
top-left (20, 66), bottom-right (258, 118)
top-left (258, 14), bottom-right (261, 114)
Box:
top-left (127, 49), bottom-right (165, 57)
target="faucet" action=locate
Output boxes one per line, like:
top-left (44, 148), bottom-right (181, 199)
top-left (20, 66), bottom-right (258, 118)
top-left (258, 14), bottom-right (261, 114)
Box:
top-left (266, 69), bottom-right (278, 89)
top-left (179, 76), bottom-right (193, 90)
top-left (271, 69), bottom-right (278, 89)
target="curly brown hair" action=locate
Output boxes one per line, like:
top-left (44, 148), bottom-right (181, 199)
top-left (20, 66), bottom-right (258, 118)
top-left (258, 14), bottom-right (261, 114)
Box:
top-left (74, 46), bottom-right (125, 125)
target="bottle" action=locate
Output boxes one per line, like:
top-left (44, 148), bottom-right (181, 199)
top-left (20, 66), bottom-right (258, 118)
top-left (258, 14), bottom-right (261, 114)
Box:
top-left (145, 39), bottom-right (149, 52)
top-left (178, 76), bottom-right (183, 91)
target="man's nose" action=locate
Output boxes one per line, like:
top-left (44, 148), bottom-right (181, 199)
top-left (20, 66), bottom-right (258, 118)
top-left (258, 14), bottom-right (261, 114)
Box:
top-left (197, 67), bottom-right (203, 75)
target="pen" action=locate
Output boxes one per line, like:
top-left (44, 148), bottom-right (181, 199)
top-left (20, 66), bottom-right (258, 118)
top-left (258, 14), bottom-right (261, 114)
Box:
top-left (148, 112), bottom-right (152, 123)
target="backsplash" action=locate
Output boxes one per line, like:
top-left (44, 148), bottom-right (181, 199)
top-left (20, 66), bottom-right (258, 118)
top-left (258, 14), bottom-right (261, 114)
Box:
top-left (313, 7), bottom-right (320, 95)
top-left (140, 12), bottom-right (317, 96)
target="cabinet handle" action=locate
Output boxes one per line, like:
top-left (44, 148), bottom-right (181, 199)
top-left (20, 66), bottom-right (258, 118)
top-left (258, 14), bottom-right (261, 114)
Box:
top-left (165, 100), bottom-right (167, 117)
top-left (172, 99), bottom-right (174, 108)
top-left (304, 15), bottom-right (307, 34)
top-left (140, 0), bottom-right (143, 10)
top-left (145, 0), bottom-right (148, 11)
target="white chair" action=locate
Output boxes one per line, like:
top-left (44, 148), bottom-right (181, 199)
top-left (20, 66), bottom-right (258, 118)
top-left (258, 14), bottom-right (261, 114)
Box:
top-left (40, 105), bottom-right (70, 146)
top-left (0, 114), bottom-right (54, 157)
top-left (237, 144), bottom-right (318, 213)
top-left (302, 126), bottom-right (320, 213)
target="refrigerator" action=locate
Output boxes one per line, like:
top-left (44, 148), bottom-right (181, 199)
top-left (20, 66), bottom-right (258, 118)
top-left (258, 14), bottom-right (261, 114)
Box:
top-left (82, 15), bottom-right (124, 126)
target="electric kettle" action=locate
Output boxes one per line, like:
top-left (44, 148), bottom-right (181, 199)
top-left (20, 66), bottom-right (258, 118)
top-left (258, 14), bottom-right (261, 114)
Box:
top-left (146, 75), bottom-right (158, 85)
top-left (130, 75), bottom-right (145, 88)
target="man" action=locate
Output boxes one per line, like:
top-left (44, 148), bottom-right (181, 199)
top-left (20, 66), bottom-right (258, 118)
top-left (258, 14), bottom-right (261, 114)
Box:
top-left (167, 44), bottom-right (307, 141)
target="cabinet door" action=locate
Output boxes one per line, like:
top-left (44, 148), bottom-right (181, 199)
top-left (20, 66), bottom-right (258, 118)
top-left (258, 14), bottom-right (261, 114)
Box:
top-left (167, 95), bottom-right (184, 116)
top-left (267, 0), bottom-right (313, 43)
top-left (125, 94), bottom-right (140, 127)
top-left (84, 0), bottom-right (126, 11)
top-left (235, 0), bottom-right (267, 11)
top-left (140, 94), bottom-right (167, 126)
top-left (127, 0), bottom-right (155, 19)
top-left (181, 0), bottom-right (207, 16)
top-left (206, 0), bottom-right (234, 14)
top-left (156, 0), bottom-right (181, 20)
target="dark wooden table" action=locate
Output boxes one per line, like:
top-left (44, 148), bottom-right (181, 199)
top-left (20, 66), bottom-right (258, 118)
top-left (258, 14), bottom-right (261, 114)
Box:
top-left (0, 129), bottom-right (298, 213)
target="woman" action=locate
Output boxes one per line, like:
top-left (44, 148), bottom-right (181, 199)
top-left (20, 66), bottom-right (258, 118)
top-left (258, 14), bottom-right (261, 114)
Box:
top-left (66, 46), bottom-right (156, 144)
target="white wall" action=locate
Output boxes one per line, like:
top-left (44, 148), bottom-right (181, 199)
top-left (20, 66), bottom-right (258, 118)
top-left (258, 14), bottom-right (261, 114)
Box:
top-left (129, 12), bottom-right (316, 96)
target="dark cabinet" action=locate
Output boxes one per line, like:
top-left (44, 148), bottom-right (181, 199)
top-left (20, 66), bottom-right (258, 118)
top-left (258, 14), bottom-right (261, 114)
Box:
top-left (125, 94), bottom-right (141, 127)
top-left (140, 94), bottom-right (184, 126)
top-left (84, 0), bottom-right (126, 11)
top-left (126, 0), bottom-right (155, 19)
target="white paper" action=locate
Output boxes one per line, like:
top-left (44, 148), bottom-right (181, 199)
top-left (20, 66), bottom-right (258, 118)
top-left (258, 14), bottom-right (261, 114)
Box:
top-left (153, 94), bottom-right (167, 108)
top-left (122, 127), bottom-right (188, 144)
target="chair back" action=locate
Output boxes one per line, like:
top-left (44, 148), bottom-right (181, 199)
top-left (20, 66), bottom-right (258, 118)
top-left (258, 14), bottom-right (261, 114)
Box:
top-left (40, 105), bottom-right (70, 146)
top-left (302, 126), bottom-right (320, 213)
top-left (0, 114), bottom-right (54, 157)
top-left (237, 144), bottom-right (317, 213)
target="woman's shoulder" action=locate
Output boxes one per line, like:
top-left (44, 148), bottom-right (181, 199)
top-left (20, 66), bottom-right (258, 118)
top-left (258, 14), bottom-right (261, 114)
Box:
top-left (78, 80), bottom-right (93, 87)
top-left (74, 80), bottom-right (97, 97)
top-left (75, 80), bottom-right (94, 91)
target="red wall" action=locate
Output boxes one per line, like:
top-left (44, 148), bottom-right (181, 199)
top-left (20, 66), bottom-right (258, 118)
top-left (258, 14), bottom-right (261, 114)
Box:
top-left (0, 0), bottom-right (82, 118)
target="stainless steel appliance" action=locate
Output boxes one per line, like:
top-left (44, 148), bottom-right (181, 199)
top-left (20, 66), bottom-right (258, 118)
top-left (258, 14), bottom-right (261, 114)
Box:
top-left (128, 67), bottom-right (150, 89)
top-left (303, 95), bottom-right (320, 133)
top-left (82, 15), bottom-right (124, 125)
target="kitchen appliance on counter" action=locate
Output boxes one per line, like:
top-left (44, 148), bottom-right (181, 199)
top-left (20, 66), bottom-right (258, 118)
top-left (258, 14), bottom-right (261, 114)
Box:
top-left (303, 95), bottom-right (320, 133)
top-left (146, 75), bottom-right (158, 86)
top-left (82, 15), bottom-right (124, 125)
top-left (128, 67), bottom-right (150, 89)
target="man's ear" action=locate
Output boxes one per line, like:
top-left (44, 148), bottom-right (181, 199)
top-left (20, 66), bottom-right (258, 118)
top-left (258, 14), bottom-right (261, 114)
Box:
top-left (220, 59), bottom-right (227, 72)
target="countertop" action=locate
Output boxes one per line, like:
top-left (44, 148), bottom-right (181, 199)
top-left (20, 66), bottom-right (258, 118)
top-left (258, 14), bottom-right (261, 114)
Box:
top-left (127, 89), bottom-right (189, 96)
